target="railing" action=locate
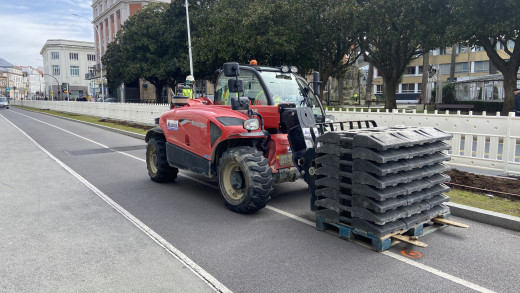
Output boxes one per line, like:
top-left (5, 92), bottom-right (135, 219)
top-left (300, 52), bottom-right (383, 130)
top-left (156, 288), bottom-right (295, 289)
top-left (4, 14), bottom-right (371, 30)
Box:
top-left (13, 100), bottom-right (520, 176)
top-left (15, 100), bottom-right (168, 126)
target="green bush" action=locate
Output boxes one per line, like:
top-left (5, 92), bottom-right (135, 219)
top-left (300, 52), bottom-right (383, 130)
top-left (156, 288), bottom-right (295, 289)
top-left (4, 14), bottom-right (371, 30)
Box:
top-left (443, 83), bottom-right (456, 104)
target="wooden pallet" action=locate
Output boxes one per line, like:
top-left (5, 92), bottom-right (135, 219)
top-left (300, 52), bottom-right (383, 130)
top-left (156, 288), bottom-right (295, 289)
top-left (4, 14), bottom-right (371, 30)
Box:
top-left (315, 213), bottom-right (468, 251)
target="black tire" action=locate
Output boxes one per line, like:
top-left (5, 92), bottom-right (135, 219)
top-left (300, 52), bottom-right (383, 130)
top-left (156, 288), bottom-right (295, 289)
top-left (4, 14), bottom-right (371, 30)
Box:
top-left (146, 137), bottom-right (178, 182)
top-left (218, 146), bottom-right (273, 213)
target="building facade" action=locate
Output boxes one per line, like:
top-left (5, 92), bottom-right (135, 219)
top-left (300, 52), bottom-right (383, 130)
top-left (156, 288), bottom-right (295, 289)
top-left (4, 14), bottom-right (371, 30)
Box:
top-left (0, 58), bottom-right (27, 100)
top-left (40, 40), bottom-right (97, 100)
top-left (372, 43), bottom-right (519, 103)
top-left (92, 0), bottom-right (171, 102)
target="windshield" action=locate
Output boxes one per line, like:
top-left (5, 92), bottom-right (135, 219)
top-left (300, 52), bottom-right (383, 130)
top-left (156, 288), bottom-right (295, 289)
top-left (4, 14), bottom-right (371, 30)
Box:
top-left (258, 71), bottom-right (324, 118)
top-left (0, 97), bottom-right (7, 102)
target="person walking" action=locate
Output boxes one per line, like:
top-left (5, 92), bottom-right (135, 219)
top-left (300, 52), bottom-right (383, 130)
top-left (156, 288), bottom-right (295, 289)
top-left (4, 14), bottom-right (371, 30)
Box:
top-left (515, 88), bottom-right (520, 116)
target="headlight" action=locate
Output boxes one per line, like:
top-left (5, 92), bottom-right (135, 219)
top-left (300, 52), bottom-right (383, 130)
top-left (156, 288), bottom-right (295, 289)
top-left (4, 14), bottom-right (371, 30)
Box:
top-left (243, 118), bottom-right (260, 131)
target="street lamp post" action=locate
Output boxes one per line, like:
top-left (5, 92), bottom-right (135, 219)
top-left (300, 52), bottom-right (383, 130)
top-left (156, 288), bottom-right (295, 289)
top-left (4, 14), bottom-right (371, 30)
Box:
top-left (73, 14), bottom-right (104, 102)
top-left (185, 0), bottom-right (195, 97)
top-left (185, 0), bottom-right (194, 78)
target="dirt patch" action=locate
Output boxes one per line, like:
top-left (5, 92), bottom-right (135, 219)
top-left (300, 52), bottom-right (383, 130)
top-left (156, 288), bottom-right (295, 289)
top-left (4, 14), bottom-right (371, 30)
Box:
top-left (446, 169), bottom-right (520, 200)
top-left (99, 118), bottom-right (152, 130)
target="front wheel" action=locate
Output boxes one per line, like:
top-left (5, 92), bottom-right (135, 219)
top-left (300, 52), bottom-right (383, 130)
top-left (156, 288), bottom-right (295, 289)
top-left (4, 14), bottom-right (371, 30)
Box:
top-left (218, 147), bottom-right (273, 213)
top-left (146, 137), bottom-right (178, 182)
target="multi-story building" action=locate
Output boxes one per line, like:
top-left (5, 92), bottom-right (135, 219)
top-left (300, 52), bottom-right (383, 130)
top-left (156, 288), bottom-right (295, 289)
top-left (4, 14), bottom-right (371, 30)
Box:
top-left (20, 66), bottom-right (46, 99)
top-left (0, 75), bottom-right (7, 97)
top-left (40, 40), bottom-right (97, 100)
top-left (92, 0), bottom-right (171, 102)
top-left (372, 43), bottom-right (520, 103)
top-left (0, 58), bottom-right (26, 100)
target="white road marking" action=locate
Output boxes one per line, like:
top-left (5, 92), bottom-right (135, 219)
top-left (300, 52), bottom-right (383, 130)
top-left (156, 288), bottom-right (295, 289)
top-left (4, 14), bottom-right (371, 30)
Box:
top-left (185, 180), bottom-right (497, 293)
top-left (10, 110), bottom-right (146, 163)
top-left (8, 109), bottom-right (498, 293)
top-left (2, 113), bottom-right (231, 293)
top-left (380, 251), bottom-right (496, 293)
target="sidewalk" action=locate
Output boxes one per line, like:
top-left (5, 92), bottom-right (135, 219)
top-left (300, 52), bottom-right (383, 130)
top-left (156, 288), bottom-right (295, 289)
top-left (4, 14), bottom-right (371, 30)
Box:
top-left (0, 116), bottom-right (215, 292)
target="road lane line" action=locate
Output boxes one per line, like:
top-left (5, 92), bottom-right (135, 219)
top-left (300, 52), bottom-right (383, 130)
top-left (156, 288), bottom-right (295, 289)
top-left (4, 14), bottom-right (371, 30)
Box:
top-left (10, 110), bottom-right (147, 163)
top-left (7, 110), bottom-right (497, 293)
top-left (380, 251), bottom-right (496, 293)
top-left (182, 175), bottom-right (497, 293)
top-left (1, 114), bottom-right (232, 293)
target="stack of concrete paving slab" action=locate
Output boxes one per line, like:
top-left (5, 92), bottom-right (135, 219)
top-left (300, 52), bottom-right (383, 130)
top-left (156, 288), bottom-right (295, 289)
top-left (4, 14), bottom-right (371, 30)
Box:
top-left (314, 126), bottom-right (452, 237)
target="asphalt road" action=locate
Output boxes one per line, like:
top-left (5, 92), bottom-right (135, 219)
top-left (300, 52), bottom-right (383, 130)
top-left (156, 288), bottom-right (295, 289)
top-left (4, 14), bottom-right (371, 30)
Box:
top-left (1, 107), bottom-right (519, 293)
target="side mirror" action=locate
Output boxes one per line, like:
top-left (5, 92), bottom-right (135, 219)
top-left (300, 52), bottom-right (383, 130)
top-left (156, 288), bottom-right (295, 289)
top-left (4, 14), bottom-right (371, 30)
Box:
top-left (228, 79), bottom-right (243, 93)
top-left (223, 62), bottom-right (240, 77)
top-left (231, 96), bottom-right (250, 111)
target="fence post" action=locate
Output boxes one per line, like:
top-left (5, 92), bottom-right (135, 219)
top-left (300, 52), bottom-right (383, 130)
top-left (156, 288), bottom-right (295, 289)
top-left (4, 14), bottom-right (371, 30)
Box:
top-left (504, 112), bottom-right (515, 175)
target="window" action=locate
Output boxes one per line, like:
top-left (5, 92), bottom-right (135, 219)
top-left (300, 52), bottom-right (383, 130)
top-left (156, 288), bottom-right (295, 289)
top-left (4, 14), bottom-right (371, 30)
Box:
top-left (455, 62), bottom-right (468, 73)
top-left (52, 65), bottom-right (60, 76)
top-left (51, 52), bottom-right (59, 59)
top-left (474, 61), bottom-right (489, 73)
top-left (440, 63), bottom-right (469, 74)
top-left (69, 53), bottom-right (79, 60)
top-left (375, 85), bottom-right (383, 94)
top-left (405, 67), bottom-right (416, 75)
top-left (70, 66), bottom-right (79, 76)
top-left (215, 70), bottom-right (266, 105)
top-left (401, 83), bottom-right (415, 93)
top-left (87, 54), bottom-right (96, 61)
top-left (439, 64), bottom-right (451, 75)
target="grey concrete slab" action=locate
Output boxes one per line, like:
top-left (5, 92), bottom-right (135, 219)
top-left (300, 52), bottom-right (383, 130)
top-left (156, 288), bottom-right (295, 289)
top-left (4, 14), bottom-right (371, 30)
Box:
top-left (0, 114), bottom-right (216, 293)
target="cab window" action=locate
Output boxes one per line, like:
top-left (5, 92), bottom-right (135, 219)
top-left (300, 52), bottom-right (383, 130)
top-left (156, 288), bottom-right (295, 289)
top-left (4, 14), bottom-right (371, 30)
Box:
top-left (214, 70), bottom-right (267, 105)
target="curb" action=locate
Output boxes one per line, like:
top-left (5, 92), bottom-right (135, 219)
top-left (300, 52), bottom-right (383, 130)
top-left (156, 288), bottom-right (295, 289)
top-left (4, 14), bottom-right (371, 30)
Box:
top-left (446, 202), bottom-right (520, 232)
top-left (12, 106), bottom-right (520, 232)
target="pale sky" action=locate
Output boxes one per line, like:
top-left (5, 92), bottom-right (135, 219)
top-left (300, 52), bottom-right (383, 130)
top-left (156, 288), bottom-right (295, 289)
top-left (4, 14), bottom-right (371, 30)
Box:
top-left (0, 0), bottom-right (94, 68)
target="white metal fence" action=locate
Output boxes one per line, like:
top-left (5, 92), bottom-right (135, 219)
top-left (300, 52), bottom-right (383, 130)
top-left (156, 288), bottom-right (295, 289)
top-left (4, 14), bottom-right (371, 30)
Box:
top-left (13, 100), bottom-right (520, 176)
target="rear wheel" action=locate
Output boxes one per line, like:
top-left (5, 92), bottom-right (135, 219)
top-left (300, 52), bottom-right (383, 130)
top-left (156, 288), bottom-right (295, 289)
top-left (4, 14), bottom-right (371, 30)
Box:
top-left (218, 147), bottom-right (273, 213)
top-left (146, 137), bottom-right (178, 182)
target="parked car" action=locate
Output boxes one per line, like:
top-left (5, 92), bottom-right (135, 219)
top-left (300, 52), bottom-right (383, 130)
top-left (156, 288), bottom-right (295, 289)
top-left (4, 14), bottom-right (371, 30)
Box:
top-left (0, 96), bottom-right (9, 109)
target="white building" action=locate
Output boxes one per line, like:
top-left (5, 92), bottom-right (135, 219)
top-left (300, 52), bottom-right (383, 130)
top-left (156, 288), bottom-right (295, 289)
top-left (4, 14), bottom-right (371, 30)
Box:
top-left (20, 67), bottom-right (45, 99)
top-left (40, 40), bottom-right (97, 100)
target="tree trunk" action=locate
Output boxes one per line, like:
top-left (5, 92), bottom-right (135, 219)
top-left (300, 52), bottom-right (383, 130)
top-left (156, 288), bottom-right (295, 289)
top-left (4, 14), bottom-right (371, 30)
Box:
top-left (383, 79), bottom-right (398, 109)
top-left (421, 52), bottom-right (429, 104)
top-left (449, 44), bottom-right (457, 82)
top-left (502, 69), bottom-right (517, 116)
top-left (153, 83), bottom-right (165, 103)
top-left (365, 62), bottom-right (374, 103)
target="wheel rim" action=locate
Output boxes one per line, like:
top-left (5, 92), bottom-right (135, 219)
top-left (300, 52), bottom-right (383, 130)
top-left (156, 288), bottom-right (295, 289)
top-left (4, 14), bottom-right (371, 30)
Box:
top-left (222, 161), bottom-right (246, 202)
top-left (148, 144), bottom-right (158, 174)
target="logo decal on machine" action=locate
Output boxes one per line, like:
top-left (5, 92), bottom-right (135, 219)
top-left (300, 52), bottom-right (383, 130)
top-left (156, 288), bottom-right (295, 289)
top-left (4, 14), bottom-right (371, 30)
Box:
top-left (167, 120), bottom-right (179, 131)
top-left (180, 119), bottom-right (207, 129)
